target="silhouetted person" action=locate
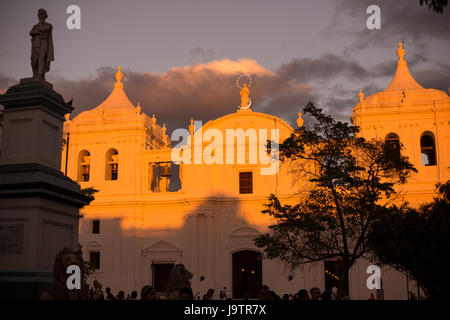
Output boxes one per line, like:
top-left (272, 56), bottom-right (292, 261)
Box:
top-left (321, 290), bottom-right (332, 301)
top-left (270, 291), bottom-right (281, 300)
top-left (130, 291), bottom-right (138, 300)
top-left (369, 293), bottom-right (375, 300)
top-left (310, 287), bottom-right (321, 300)
top-left (92, 281), bottom-right (104, 300)
top-left (219, 287), bottom-right (228, 300)
top-left (117, 291), bottom-right (125, 300)
top-left (179, 287), bottom-right (194, 300)
top-left (141, 285), bottom-right (158, 300)
top-left (297, 289), bottom-right (310, 300)
top-left (331, 286), bottom-right (338, 300)
top-left (282, 294), bottom-right (290, 301)
top-left (203, 288), bottom-right (214, 300)
top-left (105, 287), bottom-right (116, 300)
top-left (258, 285), bottom-right (273, 300)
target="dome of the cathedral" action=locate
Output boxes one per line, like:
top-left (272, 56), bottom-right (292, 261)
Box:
top-left (93, 66), bottom-right (136, 110)
top-left (354, 43), bottom-right (448, 112)
top-left (383, 43), bottom-right (424, 93)
top-left (70, 67), bottom-right (140, 124)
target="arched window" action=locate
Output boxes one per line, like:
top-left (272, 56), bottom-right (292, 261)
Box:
top-left (420, 132), bottom-right (436, 166)
top-left (105, 148), bottom-right (119, 180)
top-left (77, 150), bottom-right (91, 182)
top-left (385, 133), bottom-right (400, 161)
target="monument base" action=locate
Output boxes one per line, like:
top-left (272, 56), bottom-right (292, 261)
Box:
top-left (0, 271), bottom-right (52, 300)
top-left (0, 163), bottom-right (91, 299)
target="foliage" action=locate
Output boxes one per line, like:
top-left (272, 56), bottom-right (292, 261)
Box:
top-left (77, 243), bottom-right (96, 281)
top-left (254, 102), bottom-right (416, 296)
top-left (80, 187), bottom-right (99, 198)
top-left (367, 181), bottom-right (450, 299)
top-left (419, 0), bottom-right (448, 13)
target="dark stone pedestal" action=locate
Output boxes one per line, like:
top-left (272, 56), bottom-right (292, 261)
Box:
top-left (0, 80), bottom-right (91, 300)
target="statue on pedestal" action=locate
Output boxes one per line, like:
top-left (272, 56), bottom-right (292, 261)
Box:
top-left (30, 8), bottom-right (54, 80)
top-left (236, 74), bottom-right (252, 110)
top-left (51, 247), bottom-right (88, 300)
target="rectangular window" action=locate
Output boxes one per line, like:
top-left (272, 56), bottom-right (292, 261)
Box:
top-left (89, 251), bottom-right (100, 270)
top-left (239, 172), bottom-right (253, 194)
top-left (111, 164), bottom-right (118, 180)
top-left (92, 220), bottom-right (100, 234)
top-left (153, 263), bottom-right (174, 293)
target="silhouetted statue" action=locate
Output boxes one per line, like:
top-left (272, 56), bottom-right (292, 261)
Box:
top-left (30, 8), bottom-right (54, 80)
top-left (51, 247), bottom-right (88, 300)
top-left (166, 264), bottom-right (193, 300)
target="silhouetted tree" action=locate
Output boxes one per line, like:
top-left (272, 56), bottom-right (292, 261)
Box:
top-left (367, 181), bottom-right (450, 299)
top-left (419, 0), bottom-right (448, 13)
top-left (254, 103), bottom-right (416, 297)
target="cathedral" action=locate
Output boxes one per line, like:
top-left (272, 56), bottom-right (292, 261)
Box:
top-left (61, 43), bottom-right (449, 299)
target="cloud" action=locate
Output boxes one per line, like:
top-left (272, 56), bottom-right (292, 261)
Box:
top-left (48, 54), bottom-right (378, 133)
top-left (278, 53), bottom-right (370, 83)
top-left (327, 0), bottom-right (450, 56)
top-left (48, 59), bottom-right (315, 132)
top-left (0, 73), bottom-right (17, 95)
top-left (414, 62), bottom-right (450, 91)
top-left (189, 47), bottom-right (217, 63)
top-left (3, 51), bottom-right (443, 135)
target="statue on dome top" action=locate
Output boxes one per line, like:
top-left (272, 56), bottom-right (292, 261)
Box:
top-left (236, 73), bottom-right (252, 109)
top-left (240, 84), bottom-right (250, 109)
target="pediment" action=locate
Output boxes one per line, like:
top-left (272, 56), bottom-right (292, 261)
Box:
top-left (142, 240), bottom-right (182, 255)
top-left (230, 226), bottom-right (261, 240)
top-left (85, 240), bottom-right (102, 248)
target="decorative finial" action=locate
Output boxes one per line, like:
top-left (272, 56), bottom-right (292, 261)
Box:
top-left (64, 113), bottom-right (71, 122)
top-left (189, 118), bottom-right (195, 135)
top-left (136, 102), bottom-right (141, 114)
top-left (151, 114), bottom-right (156, 129)
top-left (358, 89), bottom-right (364, 102)
top-left (396, 42), bottom-right (405, 62)
top-left (236, 74), bottom-right (252, 110)
top-left (296, 112), bottom-right (304, 128)
top-left (115, 66), bottom-right (123, 88)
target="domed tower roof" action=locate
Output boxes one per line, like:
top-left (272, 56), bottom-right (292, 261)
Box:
top-left (384, 42), bottom-right (424, 92)
top-left (94, 66), bottom-right (135, 110)
top-left (71, 66), bottom-right (141, 125)
top-left (352, 42), bottom-right (448, 117)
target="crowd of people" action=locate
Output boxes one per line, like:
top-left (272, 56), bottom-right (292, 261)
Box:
top-left (87, 280), bottom-right (351, 301)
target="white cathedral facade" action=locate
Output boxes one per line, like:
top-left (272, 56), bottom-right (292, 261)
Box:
top-left (61, 44), bottom-right (449, 300)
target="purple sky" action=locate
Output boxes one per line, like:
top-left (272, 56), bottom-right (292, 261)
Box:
top-left (1, 0), bottom-right (449, 131)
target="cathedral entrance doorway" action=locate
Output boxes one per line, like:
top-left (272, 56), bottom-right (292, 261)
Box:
top-left (232, 250), bottom-right (262, 298)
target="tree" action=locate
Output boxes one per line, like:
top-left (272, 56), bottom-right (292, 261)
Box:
top-left (419, 0), bottom-right (448, 13)
top-left (367, 181), bottom-right (450, 300)
top-left (254, 102), bottom-right (416, 297)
